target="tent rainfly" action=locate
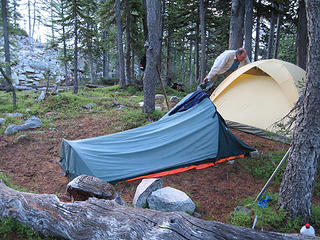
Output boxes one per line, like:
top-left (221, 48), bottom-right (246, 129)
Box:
top-left (59, 91), bottom-right (254, 183)
top-left (210, 59), bottom-right (306, 136)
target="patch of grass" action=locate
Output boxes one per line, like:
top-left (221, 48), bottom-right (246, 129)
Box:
top-left (240, 150), bottom-right (289, 186)
top-left (0, 217), bottom-right (40, 240)
top-left (0, 217), bottom-right (64, 240)
top-left (311, 205), bottom-right (320, 227)
top-left (228, 210), bottom-right (252, 227)
top-left (194, 200), bottom-right (200, 211)
top-left (227, 192), bottom-right (304, 233)
top-left (0, 172), bottom-right (28, 192)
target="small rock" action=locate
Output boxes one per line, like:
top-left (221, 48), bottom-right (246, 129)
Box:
top-left (250, 150), bottom-right (260, 158)
top-left (37, 91), bottom-right (46, 101)
top-left (84, 103), bottom-right (97, 109)
top-left (0, 118), bottom-right (5, 125)
top-left (133, 178), bottom-right (163, 208)
top-left (170, 96), bottom-right (180, 103)
top-left (5, 113), bottom-right (24, 117)
top-left (234, 206), bottom-right (251, 215)
top-left (193, 212), bottom-right (201, 218)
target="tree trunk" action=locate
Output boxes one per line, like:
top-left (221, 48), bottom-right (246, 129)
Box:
top-left (278, 0), bottom-right (320, 221)
top-left (142, 0), bottom-right (148, 41)
top-left (32, 0), bottom-right (36, 38)
top-left (244, 0), bottom-right (253, 61)
top-left (0, 0), bottom-right (15, 107)
top-left (229, 0), bottom-right (245, 50)
top-left (73, 2), bottom-right (79, 94)
top-left (115, 0), bottom-right (126, 89)
top-left (143, 0), bottom-right (161, 113)
top-left (61, 4), bottom-right (69, 86)
top-left (254, 0), bottom-right (261, 61)
top-left (165, 0), bottom-right (172, 85)
top-left (273, 4), bottom-right (282, 59)
top-left (28, 0), bottom-right (31, 37)
top-left (1, 0), bottom-right (11, 79)
top-left (199, 0), bottom-right (206, 81)
top-left (296, 0), bottom-right (308, 70)
top-left (125, 0), bottom-right (132, 85)
top-left (50, 0), bottom-right (55, 42)
top-left (267, 3), bottom-right (276, 59)
top-left (159, 0), bottom-right (165, 74)
top-left (1, 179), bottom-right (314, 240)
top-left (102, 0), bottom-right (109, 78)
top-left (189, 39), bottom-right (193, 86)
top-left (0, 180), bottom-right (312, 240)
top-left (195, 20), bottom-right (200, 82)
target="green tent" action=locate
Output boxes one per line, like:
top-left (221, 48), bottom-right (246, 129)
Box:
top-left (59, 91), bottom-right (254, 183)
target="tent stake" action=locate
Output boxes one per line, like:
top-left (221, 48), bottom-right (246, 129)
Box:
top-left (255, 147), bottom-right (291, 202)
top-left (156, 65), bottom-right (170, 111)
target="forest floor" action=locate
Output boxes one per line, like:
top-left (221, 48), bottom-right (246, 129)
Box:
top-left (0, 113), bottom-right (290, 224)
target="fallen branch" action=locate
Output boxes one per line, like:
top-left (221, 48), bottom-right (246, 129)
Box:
top-left (0, 180), bottom-right (314, 240)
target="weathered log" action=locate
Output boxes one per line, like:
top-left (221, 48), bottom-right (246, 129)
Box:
top-left (0, 180), bottom-right (315, 240)
top-left (85, 84), bottom-right (106, 88)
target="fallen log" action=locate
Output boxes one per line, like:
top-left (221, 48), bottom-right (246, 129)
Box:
top-left (0, 180), bottom-right (314, 240)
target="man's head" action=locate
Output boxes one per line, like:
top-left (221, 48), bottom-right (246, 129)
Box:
top-left (236, 48), bottom-right (247, 61)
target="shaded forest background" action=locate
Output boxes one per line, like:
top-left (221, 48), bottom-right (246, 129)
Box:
top-left (0, 0), bottom-right (307, 93)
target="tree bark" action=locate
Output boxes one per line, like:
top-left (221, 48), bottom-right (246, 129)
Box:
top-left (115, 0), bottom-right (126, 89)
top-left (142, 0), bottom-right (148, 41)
top-left (1, 0), bottom-right (12, 85)
top-left (165, 0), bottom-right (172, 86)
top-left (189, 39), bottom-right (193, 86)
top-left (125, 0), bottom-right (132, 85)
top-left (0, 180), bottom-right (312, 240)
top-left (61, 3), bottom-right (69, 86)
top-left (73, 0), bottom-right (79, 94)
top-left (199, 0), bottom-right (206, 81)
top-left (143, 0), bottom-right (161, 113)
top-left (296, 0), bottom-right (308, 70)
top-left (273, 4), bottom-right (282, 59)
top-left (229, 0), bottom-right (245, 50)
top-left (254, 0), bottom-right (261, 61)
top-left (195, 20), bottom-right (200, 82)
top-left (267, 3), bottom-right (276, 59)
top-left (244, 0), bottom-right (253, 61)
top-left (159, 0), bottom-right (166, 75)
top-left (278, 0), bottom-right (320, 221)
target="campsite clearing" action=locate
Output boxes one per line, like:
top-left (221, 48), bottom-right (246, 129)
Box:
top-left (0, 112), bottom-right (290, 223)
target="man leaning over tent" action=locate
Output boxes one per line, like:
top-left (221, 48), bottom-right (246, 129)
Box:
top-left (201, 48), bottom-right (250, 93)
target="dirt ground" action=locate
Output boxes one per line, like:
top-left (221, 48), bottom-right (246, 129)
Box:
top-left (0, 113), bottom-right (289, 223)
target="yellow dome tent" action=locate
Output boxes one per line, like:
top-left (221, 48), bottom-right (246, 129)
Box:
top-left (210, 59), bottom-right (306, 140)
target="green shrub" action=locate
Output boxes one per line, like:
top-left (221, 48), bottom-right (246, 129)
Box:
top-left (98, 77), bottom-right (119, 86)
top-left (228, 210), bottom-right (252, 227)
top-left (227, 191), bottom-right (320, 234)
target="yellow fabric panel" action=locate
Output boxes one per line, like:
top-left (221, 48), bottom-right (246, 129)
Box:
top-left (213, 74), bottom-right (293, 130)
top-left (210, 59), bottom-right (306, 133)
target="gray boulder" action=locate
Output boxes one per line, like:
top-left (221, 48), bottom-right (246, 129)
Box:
top-left (5, 113), bottom-right (24, 117)
top-left (0, 118), bottom-right (5, 125)
top-left (147, 186), bottom-right (195, 214)
top-left (4, 116), bottom-right (42, 135)
top-left (133, 178), bottom-right (163, 208)
top-left (23, 116), bottom-right (42, 128)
